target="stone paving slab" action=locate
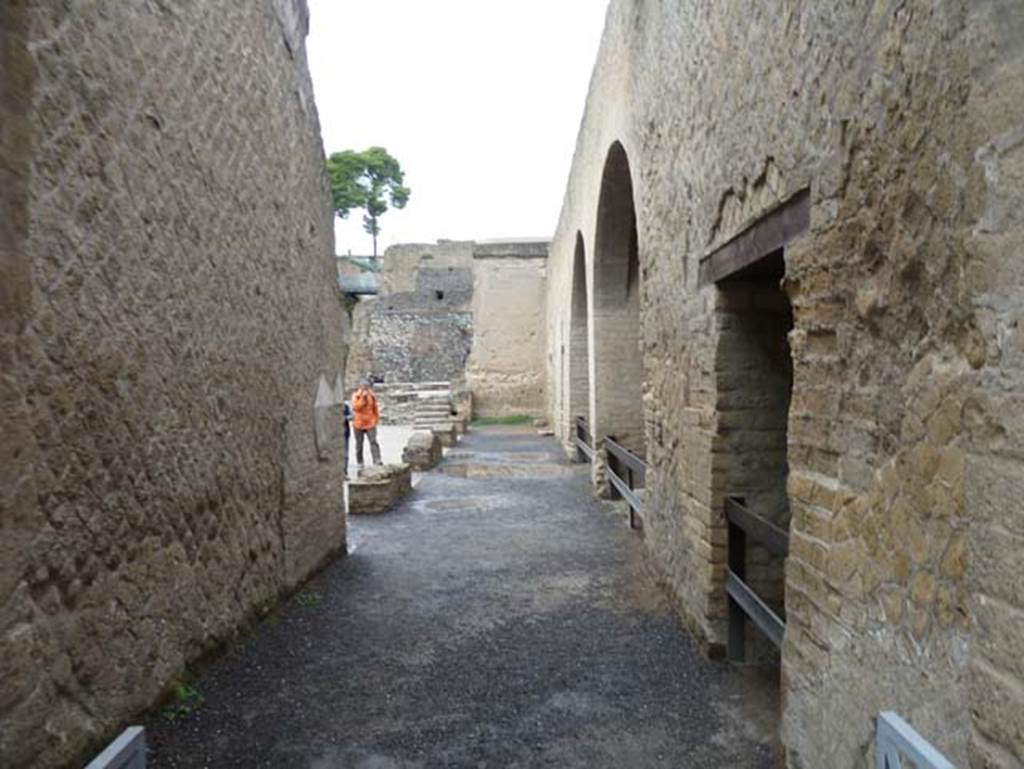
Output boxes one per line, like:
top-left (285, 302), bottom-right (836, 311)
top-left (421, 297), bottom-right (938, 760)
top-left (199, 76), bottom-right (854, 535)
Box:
top-left (144, 427), bottom-right (777, 768)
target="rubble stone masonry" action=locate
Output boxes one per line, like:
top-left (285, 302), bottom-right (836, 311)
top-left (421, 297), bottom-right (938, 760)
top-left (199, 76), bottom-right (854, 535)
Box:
top-left (348, 239), bottom-right (548, 418)
top-left (546, 1), bottom-right (1024, 766)
top-left (0, 2), bottom-right (347, 767)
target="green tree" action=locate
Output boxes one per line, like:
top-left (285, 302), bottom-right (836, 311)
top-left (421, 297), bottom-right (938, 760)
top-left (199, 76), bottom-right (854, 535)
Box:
top-left (326, 147), bottom-right (410, 257)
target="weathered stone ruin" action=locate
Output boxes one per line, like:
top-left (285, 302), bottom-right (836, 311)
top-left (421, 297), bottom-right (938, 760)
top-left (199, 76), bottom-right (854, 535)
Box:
top-left (347, 239), bottom-right (548, 419)
top-left (545, 1), bottom-right (1024, 766)
top-left (402, 431), bottom-right (443, 472)
top-left (348, 464), bottom-right (413, 515)
top-left (0, 2), bottom-right (346, 767)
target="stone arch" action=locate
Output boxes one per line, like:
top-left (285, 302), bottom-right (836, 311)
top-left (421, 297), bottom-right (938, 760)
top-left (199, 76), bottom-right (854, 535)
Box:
top-left (568, 231), bottom-right (590, 438)
top-left (590, 141), bottom-right (645, 488)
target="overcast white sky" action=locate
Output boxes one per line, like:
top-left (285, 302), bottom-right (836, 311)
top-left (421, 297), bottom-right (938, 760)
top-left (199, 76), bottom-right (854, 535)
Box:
top-left (306, 1), bottom-right (608, 256)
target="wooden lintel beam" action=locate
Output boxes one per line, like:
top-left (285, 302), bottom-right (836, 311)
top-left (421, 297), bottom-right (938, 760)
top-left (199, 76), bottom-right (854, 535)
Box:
top-left (699, 189), bottom-right (810, 286)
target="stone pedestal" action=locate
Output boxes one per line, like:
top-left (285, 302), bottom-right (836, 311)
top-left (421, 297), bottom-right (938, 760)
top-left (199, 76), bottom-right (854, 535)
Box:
top-left (402, 431), bottom-right (442, 471)
top-left (428, 423), bottom-right (458, 448)
top-left (348, 464), bottom-right (412, 514)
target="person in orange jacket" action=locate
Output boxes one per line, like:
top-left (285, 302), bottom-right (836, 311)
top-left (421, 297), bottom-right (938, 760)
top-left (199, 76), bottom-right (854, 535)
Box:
top-left (351, 377), bottom-right (382, 467)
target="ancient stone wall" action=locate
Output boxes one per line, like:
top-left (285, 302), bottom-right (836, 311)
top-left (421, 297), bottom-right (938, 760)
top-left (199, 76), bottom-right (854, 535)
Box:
top-left (545, 1), bottom-right (1024, 766)
top-left (380, 240), bottom-right (475, 296)
top-left (466, 242), bottom-right (548, 418)
top-left (345, 241), bottom-right (474, 390)
top-left (0, 2), bottom-right (347, 767)
top-left (347, 240), bottom-right (548, 418)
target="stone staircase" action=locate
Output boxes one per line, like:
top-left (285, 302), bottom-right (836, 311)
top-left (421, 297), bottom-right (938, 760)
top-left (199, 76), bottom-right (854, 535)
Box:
top-left (371, 381), bottom-right (472, 440)
top-left (373, 381), bottom-right (450, 425)
top-left (414, 393), bottom-right (455, 429)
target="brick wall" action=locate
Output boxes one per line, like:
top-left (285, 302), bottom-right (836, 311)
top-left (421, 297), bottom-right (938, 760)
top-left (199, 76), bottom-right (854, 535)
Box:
top-left (712, 280), bottom-right (793, 656)
top-left (545, 1), bottom-right (1024, 765)
top-left (0, 2), bottom-right (347, 766)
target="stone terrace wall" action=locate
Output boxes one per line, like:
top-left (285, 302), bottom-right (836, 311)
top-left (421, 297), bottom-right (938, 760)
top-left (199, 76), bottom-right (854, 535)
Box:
top-left (347, 240), bottom-right (549, 419)
top-left (0, 2), bottom-right (347, 767)
top-left (467, 242), bottom-right (548, 418)
top-left (345, 241), bottom-right (475, 390)
top-left (545, 1), bottom-right (1024, 766)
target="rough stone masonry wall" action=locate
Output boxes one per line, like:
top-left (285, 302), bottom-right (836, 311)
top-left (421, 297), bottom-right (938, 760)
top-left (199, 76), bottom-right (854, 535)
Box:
top-left (546, 1), bottom-right (1024, 766)
top-left (0, 2), bottom-right (347, 767)
top-left (347, 240), bottom-right (549, 419)
top-left (345, 241), bottom-right (474, 391)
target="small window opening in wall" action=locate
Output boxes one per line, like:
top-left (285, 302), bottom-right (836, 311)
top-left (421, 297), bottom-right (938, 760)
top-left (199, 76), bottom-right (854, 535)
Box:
top-left (435, 290), bottom-right (444, 301)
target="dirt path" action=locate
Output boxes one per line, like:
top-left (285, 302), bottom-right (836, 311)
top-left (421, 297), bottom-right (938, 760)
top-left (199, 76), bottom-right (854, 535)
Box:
top-left (145, 427), bottom-right (776, 768)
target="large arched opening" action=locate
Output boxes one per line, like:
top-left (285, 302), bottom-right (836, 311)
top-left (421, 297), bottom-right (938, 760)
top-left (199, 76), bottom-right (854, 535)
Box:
top-left (591, 142), bottom-right (645, 491)
top-left (568, 232), bottom-right (590, 443)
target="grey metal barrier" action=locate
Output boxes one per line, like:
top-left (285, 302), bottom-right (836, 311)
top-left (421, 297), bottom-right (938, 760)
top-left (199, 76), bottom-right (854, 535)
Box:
top-left (725, 495), bottom-right (788, 659)
top-left (605, 435), bottom-right (647, 530)
top-left (84, 726), bottom-right (145, 769)
top-left (574, 415), bottom-right (593, 462)
top-left (876, 711), bottom-right (954, 769)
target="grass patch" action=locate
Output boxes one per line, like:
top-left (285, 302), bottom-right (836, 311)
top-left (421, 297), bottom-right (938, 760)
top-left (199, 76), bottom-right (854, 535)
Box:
top-left (161, 683), bottom-right (205, 722)
top-left (470, 414), bottom-right (533, 427)
top-left (295, 591), bottom-right (322, 608)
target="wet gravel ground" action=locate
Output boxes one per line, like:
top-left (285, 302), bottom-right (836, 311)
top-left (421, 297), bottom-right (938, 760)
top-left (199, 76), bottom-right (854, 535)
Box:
top-left (145, 427), bottom-right (777, 768)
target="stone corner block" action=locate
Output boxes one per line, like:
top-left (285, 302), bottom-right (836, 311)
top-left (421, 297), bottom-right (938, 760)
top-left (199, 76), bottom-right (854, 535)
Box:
top-left (402, 431), bottom-right (442, 471)
top-left (348, 463), bottom-right (412, 514)
top-left (426, 423), bottom-right (457, 448)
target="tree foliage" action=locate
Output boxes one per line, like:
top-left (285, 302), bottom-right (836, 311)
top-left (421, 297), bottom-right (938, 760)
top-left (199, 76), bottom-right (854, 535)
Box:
top-left (326, 147), bottom-right (410, 256)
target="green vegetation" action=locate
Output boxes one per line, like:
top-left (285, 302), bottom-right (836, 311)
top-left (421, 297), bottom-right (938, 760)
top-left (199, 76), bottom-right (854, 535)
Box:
top-left (470, 414), bottom-right (533, 427)
top-left (326, 147), bottom-right (410, 257)
top-left (161, 683), bottom-right (205, 722)
top-left (295, 591), bottom-right (322, 608)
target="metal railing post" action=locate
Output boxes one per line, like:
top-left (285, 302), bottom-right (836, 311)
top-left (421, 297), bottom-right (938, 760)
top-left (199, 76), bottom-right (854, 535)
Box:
top-left (727, 496), bottom-right (747, 662)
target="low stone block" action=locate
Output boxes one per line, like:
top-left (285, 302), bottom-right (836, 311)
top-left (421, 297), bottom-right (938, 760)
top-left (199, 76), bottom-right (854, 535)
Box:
top-left (402, 431), bottom-right (442, 471)
top-left (348, 464), bottom-right (412, 514)
top-left (425, 423), bottom-right (457, 447)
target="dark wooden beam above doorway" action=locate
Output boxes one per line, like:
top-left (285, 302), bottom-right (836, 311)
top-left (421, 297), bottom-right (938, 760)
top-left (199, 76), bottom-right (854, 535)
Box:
top-left (698, 189), bottom-right (810, 286)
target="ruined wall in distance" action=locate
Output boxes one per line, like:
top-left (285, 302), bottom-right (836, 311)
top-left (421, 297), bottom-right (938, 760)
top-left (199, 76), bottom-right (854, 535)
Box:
top-left (346, 240), bottom-right (549, 419)
top-left (0, 2), bottom-right (347, 766)
top-left (345, 241), bottom-right (475, 390)
top-left (467, 242), bottom-right (548, 418)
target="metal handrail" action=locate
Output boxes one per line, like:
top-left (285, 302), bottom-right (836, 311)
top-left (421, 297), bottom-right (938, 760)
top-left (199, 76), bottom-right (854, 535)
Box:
top-left (574, 416), bottom-right (593, 462)
top-left (725, 495), bottom-right (788, 660)
top-left (876, 712), bottom-right (954, 769)
top-left (726, 497), bottom-right (788, 556)
top-left (85, 726), bottom-right (146, 769)
top-left (606, 436), bottom-right (647, 530)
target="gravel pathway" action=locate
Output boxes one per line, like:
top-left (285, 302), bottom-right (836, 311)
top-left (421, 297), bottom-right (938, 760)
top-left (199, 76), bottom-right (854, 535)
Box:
top-left (145, 427), bottom-right (777, 768)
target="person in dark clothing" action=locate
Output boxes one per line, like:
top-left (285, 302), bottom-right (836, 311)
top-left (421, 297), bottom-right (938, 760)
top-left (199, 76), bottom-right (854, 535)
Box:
top-left (342, 400), bottom-right (353, 478)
